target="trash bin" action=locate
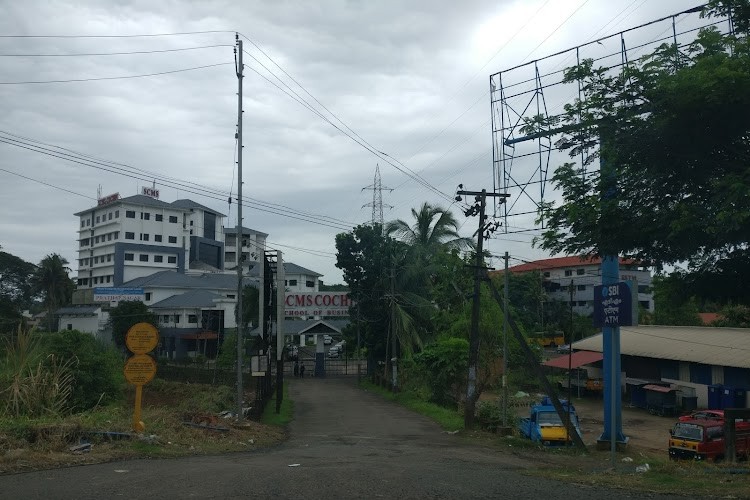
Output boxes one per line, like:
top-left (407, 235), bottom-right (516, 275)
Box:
top-left (682, 396), bottom-right (698, 411)
top-left (708, 384), bottom-right (723, 409)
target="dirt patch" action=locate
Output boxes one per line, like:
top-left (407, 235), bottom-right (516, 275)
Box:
top-left (0, 381), bottom-right (287, 475)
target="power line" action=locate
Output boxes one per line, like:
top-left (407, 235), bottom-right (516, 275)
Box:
top-left (0, 167), bottom-right (94, 200)
top-left (0, 62), bottom-right (233, 85)
top-left (0, 44), bottom-right (233, 57)
top-left (0, 130), bottom-right (358, 229)
top-left (0, 136), bottom-right (355, 231)
top-left (0, 30), bottom-right (235, 39)
top-left (241, 49), bottom-right (454, 205)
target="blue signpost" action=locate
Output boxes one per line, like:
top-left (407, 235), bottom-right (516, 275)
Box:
top-left (594, 261), bottom-right (630, 454)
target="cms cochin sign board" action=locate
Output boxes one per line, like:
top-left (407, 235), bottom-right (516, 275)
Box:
top-left (284, 292), bottom-right (354, 317)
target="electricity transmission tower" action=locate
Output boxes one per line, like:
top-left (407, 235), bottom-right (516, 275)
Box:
top-left (362, 164), bottom-right (393, 231)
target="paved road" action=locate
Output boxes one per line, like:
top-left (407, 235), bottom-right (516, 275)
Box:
top-left (0, 377), bottom-right (687, 499)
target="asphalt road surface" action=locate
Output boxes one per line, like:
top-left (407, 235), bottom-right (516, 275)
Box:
top-left (0, 377), bottom-right (689, 499)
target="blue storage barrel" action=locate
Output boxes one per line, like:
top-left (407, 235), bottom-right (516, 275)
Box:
top-left (708, 384), bottom-right (723, 409)
top-left (733, 387), bottom-right (747, 408)
top-left (722, 386), bottom-right (734, 409)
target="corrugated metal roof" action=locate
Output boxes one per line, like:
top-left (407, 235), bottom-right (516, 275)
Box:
top-left (572, 325), bottom-right (750, 369)
top-left (495, 255), bottom-right (641, 274)
top-left (284, 262), bottom-right (322, 277)
top-left (150, 289), bottom-right (224, 309)
top-left (543, 351), bottom-right (603, 369)
top-left (122, 270), bottom-right (258, 289)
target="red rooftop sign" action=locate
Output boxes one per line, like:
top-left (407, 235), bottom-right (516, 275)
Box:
top-left (97, 192), bottom-right (120, 206)
top-left (284, 292), bottom-right (353, 317)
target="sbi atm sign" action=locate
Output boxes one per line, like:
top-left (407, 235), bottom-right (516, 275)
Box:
top-left (593, 281), bottom-right (637, 327)
top-left (285, 292), bottom-right (354, 317)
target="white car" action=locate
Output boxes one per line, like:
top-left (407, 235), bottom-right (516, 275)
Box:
top-left (556, 344), bottom-right (572, 354)
top-left (323, 335), bottom-right (332, 345)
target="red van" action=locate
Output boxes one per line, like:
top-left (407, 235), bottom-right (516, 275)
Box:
top-left (669, 419), bottom-right (750, 461)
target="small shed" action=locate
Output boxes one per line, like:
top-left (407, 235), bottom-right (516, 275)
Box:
top-left (643, 384), bottom-right (678, 417)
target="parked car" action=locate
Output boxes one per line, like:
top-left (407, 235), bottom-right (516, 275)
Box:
top-left (327, 349), bottom-right (340, 358)
top-left (678, 410), bottom-right (725, 422)
top-left (323, 335), bottom-right (332, 345)
top-left (556, 344), bottom-right (572, 354)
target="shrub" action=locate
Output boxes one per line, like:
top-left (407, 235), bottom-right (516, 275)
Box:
top-left (413, 337), bottom-right (468, 407)
top-left (42, 330), bottom-right (124, 411)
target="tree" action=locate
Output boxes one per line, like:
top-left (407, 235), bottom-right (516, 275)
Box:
top-left (533, 2), bottom-right (750, 301)
top-left (107, 301), bottom-right (158, 348)
top-left (32, 254), bottom-right (74, 332)
top-left (385, 202), bottom-right (473, 257)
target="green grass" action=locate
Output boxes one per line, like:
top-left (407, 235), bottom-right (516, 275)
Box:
top-left (361, 381), bottom-right (464, 431)
top-left (261, 381), bottom-right (294, 427)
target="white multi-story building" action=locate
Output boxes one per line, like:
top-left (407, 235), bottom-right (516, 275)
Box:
top-left (223, 226), bottom-right (268, 269)
top-left (74, 193), bottom-right (225, 288)
top-left (503, 256), bottom-right (654, 315)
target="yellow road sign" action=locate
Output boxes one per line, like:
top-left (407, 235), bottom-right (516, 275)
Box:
top-left (126, 322), bottom-right (159, 354)
top-left (124, 354), bottom-right (157, 386)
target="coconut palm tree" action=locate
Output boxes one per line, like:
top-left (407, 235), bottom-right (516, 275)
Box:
top-left (32, 253), bottom-right (73, 331)
top-left (385, 202), bottom-right (474, 255)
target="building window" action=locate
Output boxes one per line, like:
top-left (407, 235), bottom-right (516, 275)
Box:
top-left (106, 275), bottom-right (111, 283)
top-left (564, 270), bottom-right (572, 277)
top-left (543, 271), bottom-right (550, 278)
top-left (94, 256), bottom-right (99, 264)
top-left (168, 236), bottom-right (177, 243)
top-left (125, 232), bottom-right (135, 240)
top-left (80, 238), bottom-right (89, 247)
top-left (162, 315), bottom-right (170, 322)
top-left (288, 279), bottom-right (297, 286)
top-left (154, 234), bottom-right (162, 242)
top-left (114, 231), bottom-right (119, 240)
top-left (188, 314), bottom-right (198, 324)
top-left (126, 210), bottom-right (136, 218)
top-left (124, 253), bottom-right (134, 261)
top-left (86, 219), bottom-right (90, 226)
top-left (108, 233), bottom-right (113, 241)
top-left (155, 214), bottom-right (163, 222)
top-left (67, 324), bottom-right (73, 331)
top-left (190, 220), bottom-right (194, 226)
top-left (169, 215), bottom-right (178, 223)
top-left (93, 277), bottom-right (98, 284)
top-left (577, 285), bottom-right (586, 291)
top-left (173, 314), bottom-right (180, 323)
top-left (141, 212), bottom-right (150, 220)
top-left (154, 255), bottom-right (163, 263)
top-left (81, 220), bottom-right (85, 228)
top-left (306, 280), bottom-right (315, 288)
top-left (108, 212), bottom-right (113, 220)
top-left (79, 278), bottom-right (88, 286)
top-left (141, 233), bottom-right (149, 241)
top-left (145, 292), bottom-right (152, 301)
top-left (576, 269), bottom-right (585, 275)
top-left (638, 285), bottom-right (649, 293)
top-left (139, 254), bottom-right (149, 262)
top-left (227, 294), bottom-right (235, 299)
top-left (96, 216), bottom-right (100, 223)
top-left (115, 210), bottom-right (120, 218)
top-left (167, 256), bottom-right (177, 264)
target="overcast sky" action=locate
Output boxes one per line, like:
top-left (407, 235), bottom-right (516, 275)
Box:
top-left (0, 0), bottom-right (706, 284)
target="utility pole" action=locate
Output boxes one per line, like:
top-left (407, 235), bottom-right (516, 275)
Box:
top-left (459, 188), bottom-right (508, 428)
top-left (502, 251), bottom-right (509, 429)
top-left (275, 251), bottom-right (284, 413)
top-left (234, 34), bottom-right (244, 422)
top-left (390, 255), bottom-right (397, 392)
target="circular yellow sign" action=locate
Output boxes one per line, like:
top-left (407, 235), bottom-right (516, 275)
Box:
top-left (126, 322), bottom-right (159, 354)
top-left (124, 354), bottom-right (157, 385)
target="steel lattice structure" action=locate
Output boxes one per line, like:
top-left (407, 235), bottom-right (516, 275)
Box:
top-left (489, 4), bottom-right (734, 234)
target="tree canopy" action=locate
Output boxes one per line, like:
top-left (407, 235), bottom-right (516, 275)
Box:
top-left (533, 1), bottom-right (750, 302)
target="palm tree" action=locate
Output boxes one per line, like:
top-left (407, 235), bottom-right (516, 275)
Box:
top-left (33, 253), bottom-right (73, 331)
top-left (385, 202), bottom-right (474, 255)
